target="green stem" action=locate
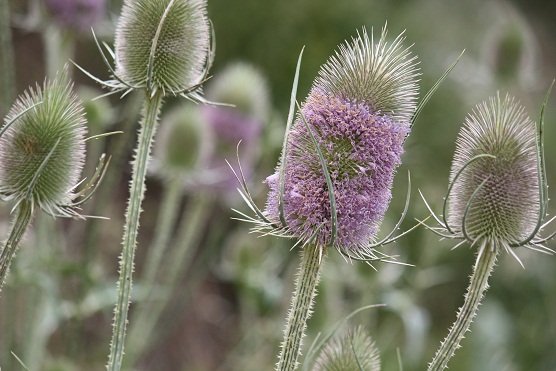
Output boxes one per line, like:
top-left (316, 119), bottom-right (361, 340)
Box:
top-left (107, 91), bottom-right (163, 371)
top-left (428, 243), bottom-right (498, 371)
top-left (0, 0), bottom-right (15, 117)
top-left (126, 192), bottom-right (213, 364)
top-left (277, 245), bottom-right (324, 371)
top-left (0, 201), bottom-right (34, 294)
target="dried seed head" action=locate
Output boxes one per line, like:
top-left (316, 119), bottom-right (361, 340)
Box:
top-left (0, 70), bottom-right (87, 214)
top-left (448, 93), bottom-right (539, 244)
top-left (313, 325), bottom-right (381, 371)
top-left (114, 0), bottom-right (210, 95)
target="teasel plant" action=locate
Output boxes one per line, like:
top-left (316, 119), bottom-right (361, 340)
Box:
top-left (311, 325), bottom-right (381, 371)
top-left (421, 88), bottom-right (555, 371)
top-left (74, 0), bottom-right (214, 369)
top-left (0, 68), bottom-right (109, 295)
top-left (231, 25), bottom-right (462, 371)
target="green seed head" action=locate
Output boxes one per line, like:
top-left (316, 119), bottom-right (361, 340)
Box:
top-left (114, 0), bottom-right (210, 95)
top-left (448, 93), bottom-right (539, 244)
top-left (313, 325), bottom-right (381, 371)
top-left (0, 70), bottom-right (87, 213)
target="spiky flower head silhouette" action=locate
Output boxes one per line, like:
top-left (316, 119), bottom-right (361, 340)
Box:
top-left (77, 0), bottom-right (213, 101)
top-left (422, 90), bottom-right (555, 266)
top-left (313, 325), bottom-right (381, 371)
top-left (0, 69), bottom-right (107, 217)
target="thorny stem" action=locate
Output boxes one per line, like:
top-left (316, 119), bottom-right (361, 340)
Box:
top-left (277, 245), bottom-right (324, 371)
top-left (107, 91), bottom-right (163, 371)
top-left (428, 242), bottom-right (498, 371)
top-left (0, 200), bottom-right (34, 294)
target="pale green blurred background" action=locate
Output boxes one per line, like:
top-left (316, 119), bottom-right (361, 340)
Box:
top-left (1, 0), bottom-right (556, 370)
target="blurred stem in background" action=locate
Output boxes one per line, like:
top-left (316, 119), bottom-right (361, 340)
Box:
top-left (126, 192), bottom-right (213, 365)
top-left (0, 0), bottom-right (15, 117)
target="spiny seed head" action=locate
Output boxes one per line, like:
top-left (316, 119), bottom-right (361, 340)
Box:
top-left (313, 325), bottom-right (381, 371)
top-left (264, 27), bottom-right (417, 254)
top-left (314, 26), bottom-right (419, 123)
top-left (201, 62), bottom-right (268, 194)
top-left (114, 0), bottom-right (210, 95)
top-left (0, 70), bottom-right (87, 213)
top-left (153, 104), bottom-right (210, 174)
top-left (448, 93), bottom-right (539, 244)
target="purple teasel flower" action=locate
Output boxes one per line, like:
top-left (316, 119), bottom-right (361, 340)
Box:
top-left (231, 25), bottom-right (462, 262)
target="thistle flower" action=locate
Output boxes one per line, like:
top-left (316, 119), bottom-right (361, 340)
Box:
top-left (0, 69), bottom-right (107, 293)
top-left (44, 0), bottom-right (107, 32)
top-left (313, 325), bottom-right (381, 371)
top-left (424, 90), bottom-right (554, 371)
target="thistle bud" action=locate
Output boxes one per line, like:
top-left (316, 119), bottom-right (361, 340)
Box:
top-left (448, 93), bottom-right (539, 246)
top-left (114, 0), bottom-right (210, 95)
top-left (313, 325), bottom-right (381, 371)
top-left (0, 69), bottom-right (87, 214)
top-left (263, 27), bottom-right (419, 254)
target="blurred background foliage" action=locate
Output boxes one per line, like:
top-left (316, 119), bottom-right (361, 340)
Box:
top-left (1, 0), bottom-right (556, 370)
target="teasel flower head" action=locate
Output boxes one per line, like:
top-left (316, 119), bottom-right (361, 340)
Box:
top-left (44, 0), bottom-right (107, 32)
top-left (76, 0), bottom-right (213, 101)
top-left (0, 68), bottom-right (109, 218)
top-left (232, 25), bottom-right (427, 262)
top-left (312, 325), bottom-right (381, 371)
top-left (202, 62), bottom-right (269, 195)
top-left (421, 90), bottom-right (555, 266)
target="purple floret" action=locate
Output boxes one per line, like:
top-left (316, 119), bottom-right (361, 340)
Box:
top-left (264, 89), bottom-right (409, 252)
top-left (44, 0), bottom-right (106, 32)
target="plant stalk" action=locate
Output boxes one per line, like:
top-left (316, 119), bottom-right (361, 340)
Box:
top-left (0, 200), bottom-right (34, 293)
top-left (277, 244), bottom-right (324, 371)
top-left (428, 242), bottom-right (498, 371)
top-left (107, 91), bottom-right (163, 371)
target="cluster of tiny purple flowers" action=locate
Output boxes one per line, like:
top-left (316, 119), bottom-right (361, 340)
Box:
top-left (264, 87), bottom-right (409, 251)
